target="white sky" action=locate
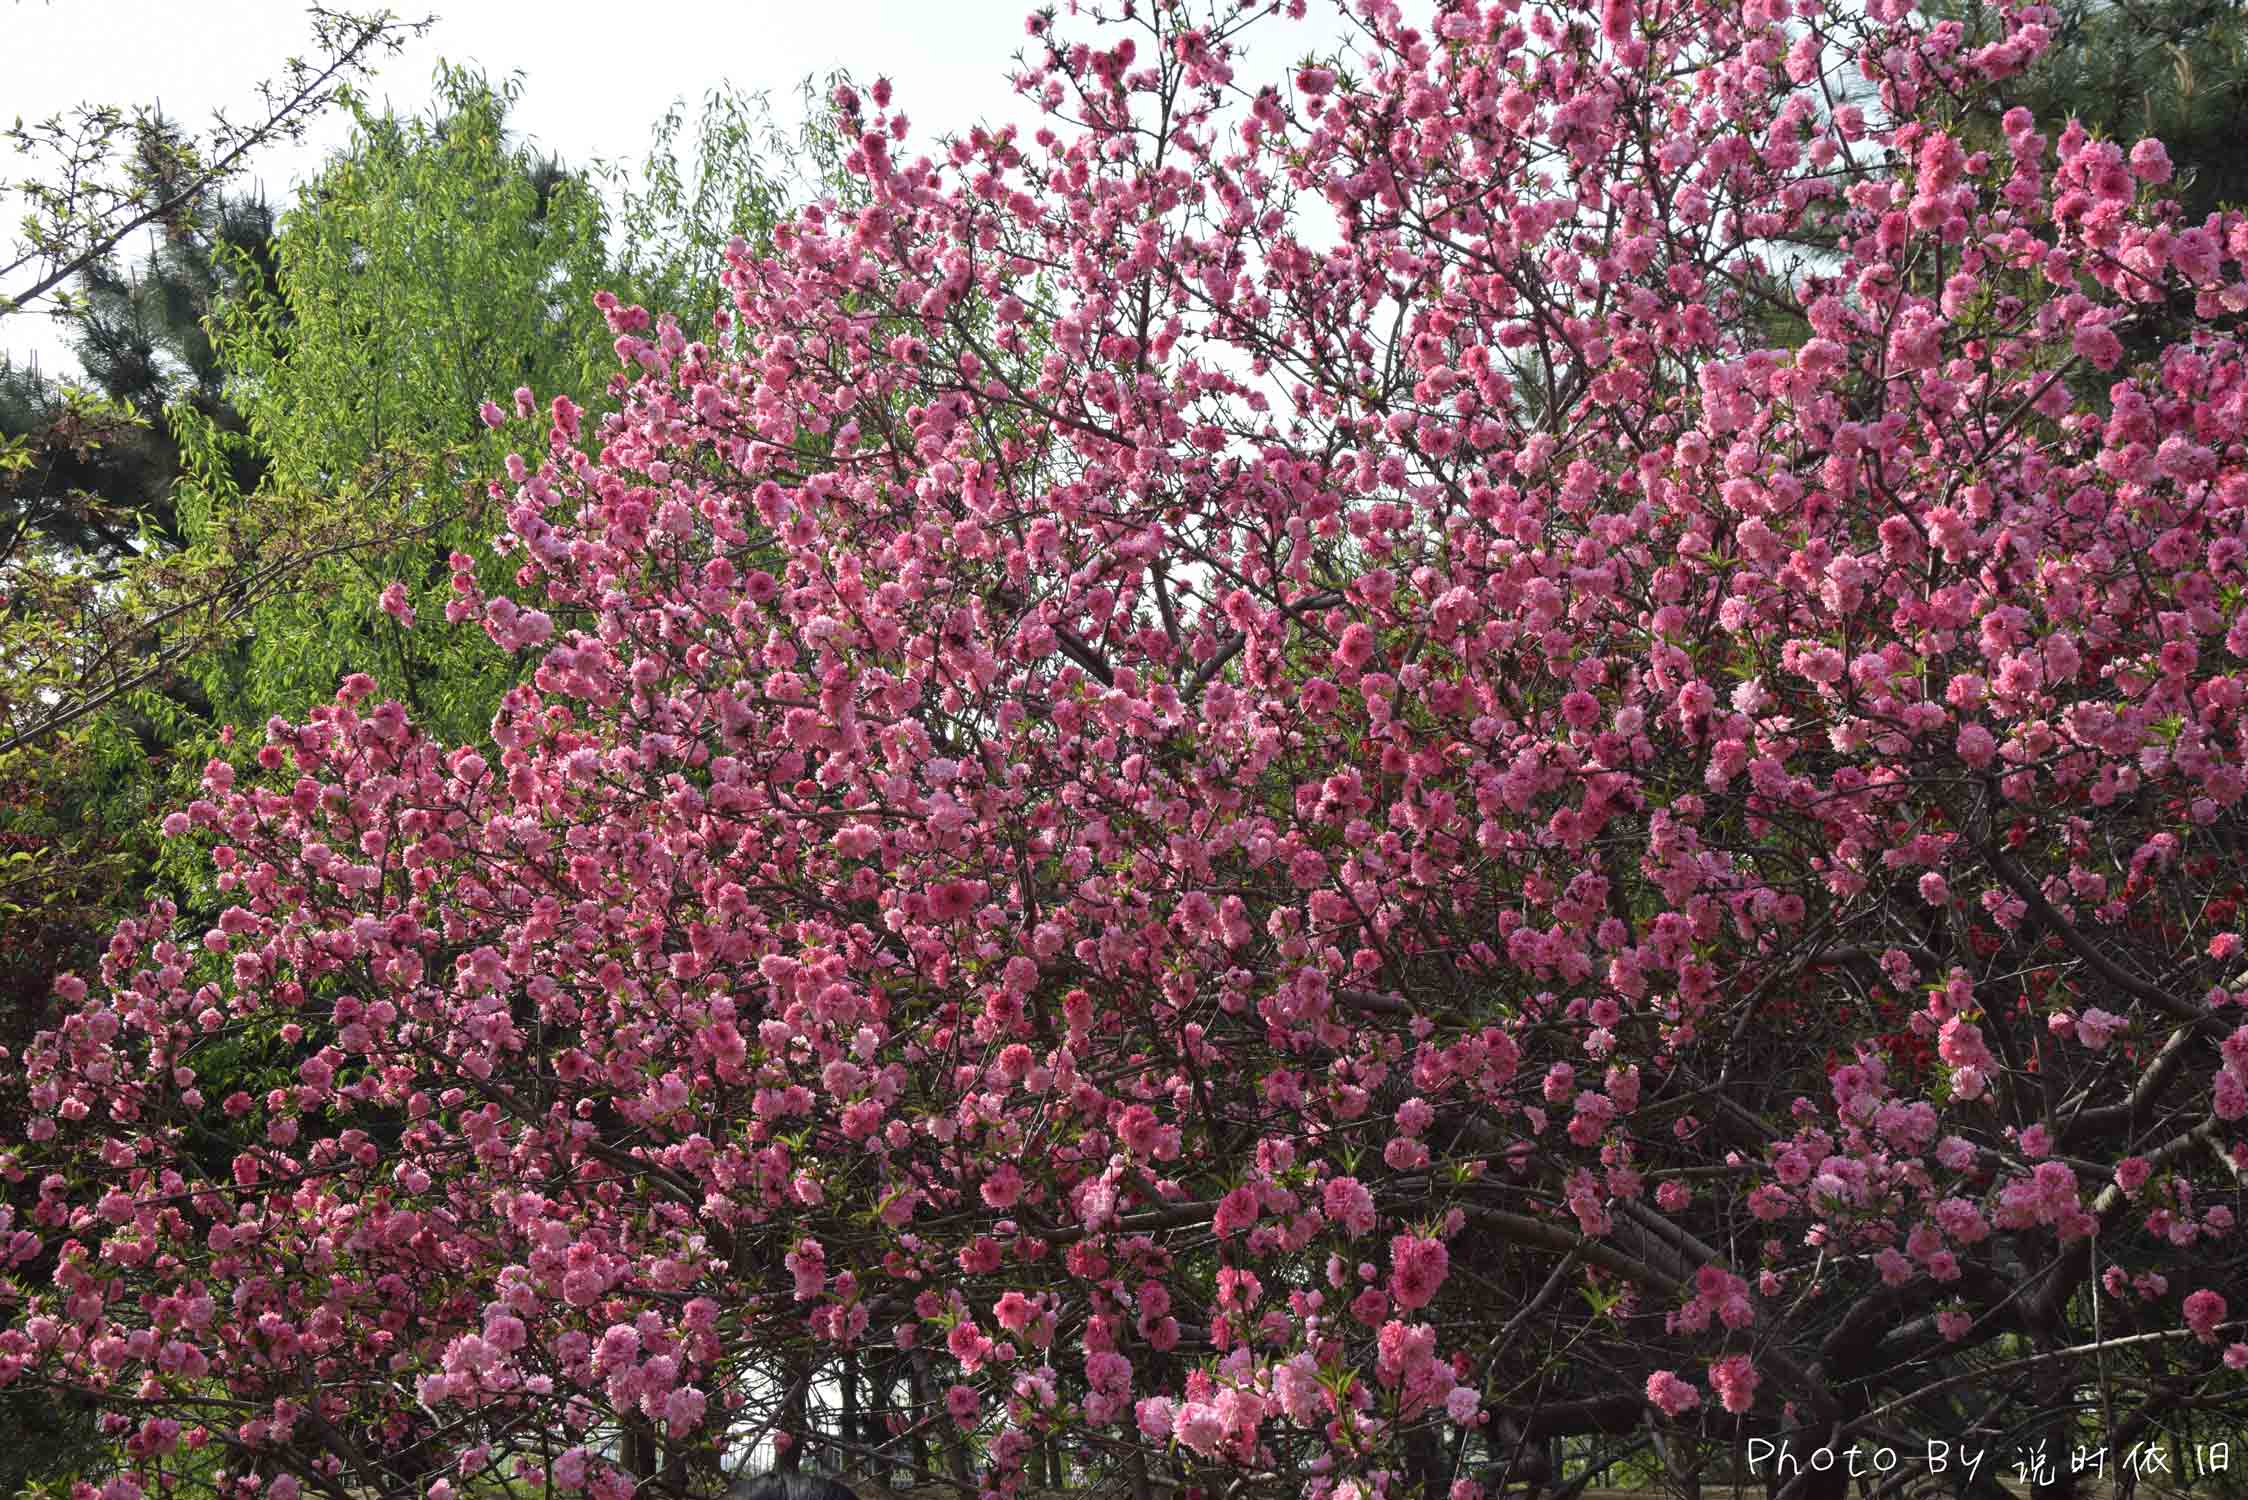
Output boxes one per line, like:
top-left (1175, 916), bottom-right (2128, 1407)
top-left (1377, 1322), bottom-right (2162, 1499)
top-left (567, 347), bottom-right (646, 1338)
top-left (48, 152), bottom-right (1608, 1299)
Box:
top-left (4, 0), bottom-right (1359, 384)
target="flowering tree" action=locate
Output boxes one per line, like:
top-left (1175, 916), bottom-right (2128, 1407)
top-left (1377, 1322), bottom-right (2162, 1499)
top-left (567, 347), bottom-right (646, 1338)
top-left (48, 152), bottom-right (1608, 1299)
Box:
top-left (7, 1), bottom-right (2248, 1499)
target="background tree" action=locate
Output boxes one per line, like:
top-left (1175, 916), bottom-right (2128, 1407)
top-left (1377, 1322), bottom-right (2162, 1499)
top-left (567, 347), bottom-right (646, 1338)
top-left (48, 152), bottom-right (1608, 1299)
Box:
top-left (0, 6), bottom-right (428, 321)
top-left (173, 62), bottom-right (626, 750)
top-left (0, 2), bottom-right (427, 1034)
top-left (58, 190), bottom-right (281, 543)
top-left (0, 54), bottom-right (827, 1498)
top-left (1939, 0), bottom-right (2248, 224)
top-left (1930, 0), bottom-right (2248, 388)
top-left (0, 191), bottom-right (283, 1073)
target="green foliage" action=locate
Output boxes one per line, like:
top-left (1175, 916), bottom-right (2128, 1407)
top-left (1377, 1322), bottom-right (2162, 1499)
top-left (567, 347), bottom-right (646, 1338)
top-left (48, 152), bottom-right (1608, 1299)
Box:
top-left (0, 1385), bottom-right (107, 1500)
top-left (176, 63), bottom-right (623, 746)
top-left (1, 194), bottom-right (274, 583)
top-left (0, 53), bottom-right (835, 1500)
top-left (175, 65), bottom-right (827, 749)
top-left (1924, 0), bottom-right (2248, 399)
top-left (599, 80), bottom-right (817, 341)
top-left (0, 359), bottom-right (188, 993)
top-left (60, 194), bottom-right (280, 538)
top-left (0, 61), bottom-right (833, 964)
top-left (2003, 0), bottom-right (2247, 222)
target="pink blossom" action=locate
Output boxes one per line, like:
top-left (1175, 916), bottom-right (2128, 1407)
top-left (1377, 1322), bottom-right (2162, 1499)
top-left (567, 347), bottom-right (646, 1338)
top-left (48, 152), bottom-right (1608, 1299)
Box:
top-left (2185, 1289), bottom-right (2228, 1343)
top-left (1645, 1370), bottom-right (1701, 1417)
top-left (378, 581), bottom-right (416, 628)
top-left (2128, 139), bottom-right (2173, 183)
top-left (2075, 1008), bottom-right (2124, 1050)
top-left (1173, 1400), bottom-right (1226, 1455)
top-left (1389, 1234), bottom-right (1451, 1311)
top-left (661, 1386), bottom-right (707, 1433)
top-left (1706, 1355), bottom-right (1761, 1414)
top-left (981, 1163), bottom-right (1024, 1209)
top-left (1213, 1185), bottom-right (1260, 1239)
top-left (993, 1290), bottom-right (1034, 1333)
top-left (1334, 623), bottom-right (1378, 672)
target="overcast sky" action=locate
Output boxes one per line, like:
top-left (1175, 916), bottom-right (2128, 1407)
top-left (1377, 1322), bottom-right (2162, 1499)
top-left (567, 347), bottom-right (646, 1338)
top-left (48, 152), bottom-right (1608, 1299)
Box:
top-left (8, 0), bottom-right (1356, 381)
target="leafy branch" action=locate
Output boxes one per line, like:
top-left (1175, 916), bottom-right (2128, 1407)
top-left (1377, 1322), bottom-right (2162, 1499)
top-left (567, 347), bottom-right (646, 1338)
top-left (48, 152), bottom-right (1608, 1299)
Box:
top-left (2, 5), bottom-right (432, 321)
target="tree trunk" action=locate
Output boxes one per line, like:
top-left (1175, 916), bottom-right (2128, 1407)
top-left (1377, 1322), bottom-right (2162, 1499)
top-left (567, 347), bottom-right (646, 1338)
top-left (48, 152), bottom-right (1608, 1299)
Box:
top-left (909, 1347), bottom-right (937, 1482)
top-left (777, 1362), bottom-right (810, 1473)
top-left (842, 1349), bottom-right (860, 1477)
top-left (1406, 1421), bottom-right (1450, 1500)
top-left (623, 1412), bottom-right (659, 1484)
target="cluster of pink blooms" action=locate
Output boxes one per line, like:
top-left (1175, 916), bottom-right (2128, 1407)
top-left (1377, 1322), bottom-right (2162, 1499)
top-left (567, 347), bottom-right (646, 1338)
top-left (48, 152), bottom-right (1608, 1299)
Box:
top-left (6, 0), bottom-right (2248, 1495)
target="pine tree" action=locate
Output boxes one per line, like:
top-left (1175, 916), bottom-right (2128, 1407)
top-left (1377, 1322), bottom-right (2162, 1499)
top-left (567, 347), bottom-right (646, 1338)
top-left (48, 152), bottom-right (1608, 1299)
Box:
top-left (0, 189), bottom-right (277, 566)
top-left (2000, 0), bottom-right (2248, 223)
